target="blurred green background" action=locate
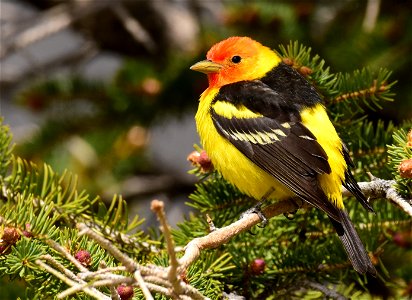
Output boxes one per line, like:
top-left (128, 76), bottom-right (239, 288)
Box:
top-left (1, 0), bottom-right (411, 215)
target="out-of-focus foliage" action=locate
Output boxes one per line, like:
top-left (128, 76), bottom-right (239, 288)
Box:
top-left (7, 0), bottom-right (411, 196)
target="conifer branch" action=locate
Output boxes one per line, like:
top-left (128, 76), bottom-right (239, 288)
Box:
top-left (45, 239), bottom-right (89, 273)
top-left (179, 199), bottom-right (299, 270)
top-left (180, 175), bottom-right (411, 270)
top-left (332, 80), bottom-right (388, 104)
top-left (36, 255), bottom-right (110, 300)
top-left (77, 224), bottom-right (139, 273)
top-left (75, 223), bottom-right (208, 300)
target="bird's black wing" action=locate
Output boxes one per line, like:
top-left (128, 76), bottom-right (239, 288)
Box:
top-left (211, 79), bottom-right (341, 221)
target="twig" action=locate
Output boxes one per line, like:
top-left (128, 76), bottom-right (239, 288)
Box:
top-left (79, 266), bottom-right (127, 280)
top-left (332, 80), bottom-right (388, 104)
top-left (134, 270), bottom-right (154, 300)
top-left (179, 199), bottom-right (298, 270)
top-left (81, 218), bottom-right (159, 253)
top-left (40, 254), bottom-right (82, 283)
top-left (98, 261), bottom-right (120, 300)
top-left (362, 0), bottom-right (381, 33)
top-left (144, 282), bottom-right (174, 297)
top-left (45, 239), bottom-right (88, 273)
top-left (59, 277), bottom-right (134, 299)
top-left (36, 259), bottom-right (110, 300)
top-left (386, 185), bottom-right (412, 216)
top-left (78, 223), bottom-right (156, 299)
top-left (78, 223), bottom-right (138, 272)
top-left (180, 176), bottom-right (411, 270)
top-left (303, 280), bottom-right (348, 300)
top-left (151, 199), bottom-right (183, 297)
top-left (112, 3), bottom-right (156, 53)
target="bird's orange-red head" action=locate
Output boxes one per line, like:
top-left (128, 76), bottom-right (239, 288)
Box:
top-left (191, 37), bottom-right (282, 88)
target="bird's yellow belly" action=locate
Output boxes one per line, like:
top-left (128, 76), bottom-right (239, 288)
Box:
top-left (195, 89), bottom-right (293, 201)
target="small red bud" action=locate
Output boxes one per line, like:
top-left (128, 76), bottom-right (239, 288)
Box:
top-left (74, 250), bottom-right (92, 267)
top-left (187, 150), bottom-right (213, 173)
top-left (399, 159), bottom-right (412, 178)
top-left (117, 285), bottom-right (134, 300)
top-left (250, 258), bottom-right (266, 275)
top-left (282, 58), bottom-right (294, 66)
top-left (2, 227), bottom-right (20, 245)
top-left (22, 223), bottom-right (33, 238)
top-left (299, 66), bottom-right (313, 76)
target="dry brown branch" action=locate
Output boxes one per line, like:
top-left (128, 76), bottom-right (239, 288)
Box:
top-left (151, 199), bottom-right (183, 298)
top-left (112, 3), bottom-right (156, 53)
top-left (77, 224), bottom-right (138, 272)
top-left (332, 80), bottom-right (388, 103)
top-left (36, 255), bottom-right (110, 300)
top-left (179, 199), bottom-right (299, 270)
top-left (1, 2), bottom-right (110, 59)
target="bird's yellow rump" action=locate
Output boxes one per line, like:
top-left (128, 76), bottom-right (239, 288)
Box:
top-left (191, 36), bottom-right (376, 275)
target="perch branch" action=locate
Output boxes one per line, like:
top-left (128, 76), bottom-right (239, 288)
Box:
top-left (180, 176), bottom-right (411, 269)
top-left (179, 199), bottom-right (298, 270)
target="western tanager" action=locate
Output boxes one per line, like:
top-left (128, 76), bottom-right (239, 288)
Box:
top-left (191, 36), bottom-right (376, 275)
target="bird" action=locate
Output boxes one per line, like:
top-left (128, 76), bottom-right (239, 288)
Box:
top-left (190, 36), bottom-right (377, 276)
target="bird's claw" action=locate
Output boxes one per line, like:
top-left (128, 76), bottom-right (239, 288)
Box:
top-left (241, 202), bottom-right (268, 228)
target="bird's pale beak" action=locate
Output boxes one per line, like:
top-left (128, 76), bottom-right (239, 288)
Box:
top-left (190, 60), bottom-right (223, 74)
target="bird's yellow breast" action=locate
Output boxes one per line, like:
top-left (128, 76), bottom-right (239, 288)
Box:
top-left (195, 88), bottom-right (346, 208)
top-left (195, 88), bottom-right (293, 201)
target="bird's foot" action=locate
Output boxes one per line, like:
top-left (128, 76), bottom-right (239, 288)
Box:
top-left (241, 201), bottom-right (268, 228)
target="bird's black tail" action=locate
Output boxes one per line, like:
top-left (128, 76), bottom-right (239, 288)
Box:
top-left (329, 209), bottom-right (377, 276)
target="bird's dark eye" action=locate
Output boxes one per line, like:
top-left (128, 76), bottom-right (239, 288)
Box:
top-left (231, 55), bottom-right (242, 63)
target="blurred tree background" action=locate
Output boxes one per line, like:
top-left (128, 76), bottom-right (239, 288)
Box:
top-left (2, 0), bottom-right (411, 202)
top-left (0, 0), bottom-right (411, 298)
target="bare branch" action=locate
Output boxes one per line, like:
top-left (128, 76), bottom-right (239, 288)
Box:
top-left (1, 2), bottom-right (110, 59)
top-left (112, 3), bottom-right (156, 53)
top-left (36, 256), bottom-right (110, 300)
top-left (45, 239), bottom-right (88, 273)
top-left (151, 199), bottom-right (183, 298)
top-left (179, 199), bottom-right (298, 270)
top-left (134, 270), bottom-right (154, 300)
top-left (78, 223), bottom-right (138, 272)
top-left (363, 0), bottom-right (381, 33)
